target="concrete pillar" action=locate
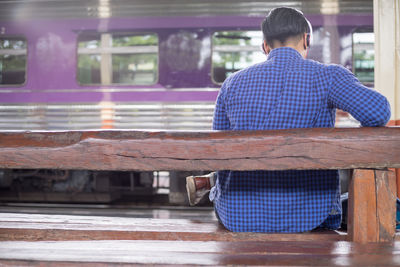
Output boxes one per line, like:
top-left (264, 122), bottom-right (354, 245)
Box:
top-left (374, 0), bottom-right (400, 196)
top-left (374, 0), bottom-right (400, 125)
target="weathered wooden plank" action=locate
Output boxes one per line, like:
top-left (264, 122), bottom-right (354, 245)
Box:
top-left (1, 240), bottom-right (400, 266)
top-left (347, 169), bottom-right (397, 243)
top-left (0, 213), bottom-right (344, 242)
top-left (0, 127), bottom-right (399, 171)
top-left (395, 168), bottom-right (400, 198)
top-left (375, 169), bottom-right (397, 242)
top-left (348, 169), bottom-right (378, 242)
top-left (0, 228), bottom-right (345, 242)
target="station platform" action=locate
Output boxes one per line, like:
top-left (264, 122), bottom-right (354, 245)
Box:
top-left (1, 239), bottom-right (400, 266)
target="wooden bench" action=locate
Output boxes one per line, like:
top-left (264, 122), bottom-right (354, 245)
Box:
top-left (0, 127), bottom-right (399, 243)
top-left (0, 211), bottom-right (346, 242)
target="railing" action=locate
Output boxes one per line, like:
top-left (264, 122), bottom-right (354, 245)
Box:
top-left (0, 127), bottom-right (399, 242)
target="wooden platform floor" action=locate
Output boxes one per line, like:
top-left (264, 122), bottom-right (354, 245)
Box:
top-left (0, 210), bottom-right (399, 266)
top-left (2, 240), bottom-right (400, 266)
top-left (0, 202), bottom-right (217, 221)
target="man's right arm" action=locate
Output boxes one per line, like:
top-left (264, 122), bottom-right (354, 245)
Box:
top-left (327, 65), bottom-right (391, 127)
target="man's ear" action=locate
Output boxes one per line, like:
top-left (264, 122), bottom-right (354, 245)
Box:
top-left (303, 33), bottom-right (309, 50)
top-left (263, 40), bottom-right (271, 55)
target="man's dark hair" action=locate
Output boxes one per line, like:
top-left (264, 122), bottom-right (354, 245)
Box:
top-left (261, 7), bottom-right (311, 47)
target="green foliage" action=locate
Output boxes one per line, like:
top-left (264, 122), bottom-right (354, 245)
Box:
top-left (213, 31), bottom-right (253, 70)
top-left (0, 55), bottom-right (26, 72)
top-left (112, 54), bottom-right (157, 84)
top-left (354, 51), bottom-right (374, 61)
top-left (112, 54), bottom-right (157, 70)
top-left (0, 38), bottom-right (26, 49)
top-left (78, 39), bottom-right (100, 49)
top-left (213, 31), bottom-right (251, 46)
top-left (0, 38), bottom-right (27, 82)
top-left (77, 33), bottom-right (158, 85)
top-left (112, 34), bottom-right (158, 47)
top-left (353, 46), bottom-right (374, 83)
top-left (77, 55), bottom-right (100, 84)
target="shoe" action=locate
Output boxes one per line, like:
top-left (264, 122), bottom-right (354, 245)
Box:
top-left (186, 172), bottom-right (216, 206)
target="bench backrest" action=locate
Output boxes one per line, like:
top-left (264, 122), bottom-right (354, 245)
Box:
top-left (0, 127), bottom-right (399, 171)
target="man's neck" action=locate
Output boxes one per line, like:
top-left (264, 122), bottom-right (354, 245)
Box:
top-left (271, 42), bottom-right (307, 58)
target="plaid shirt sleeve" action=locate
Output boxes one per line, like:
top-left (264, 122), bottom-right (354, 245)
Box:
top-left (328, 65), bottom-right (391, 126)
top-left (213, 81), bottom-right (231, 130)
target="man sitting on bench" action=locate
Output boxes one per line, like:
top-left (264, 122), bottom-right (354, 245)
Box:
top-left (186, 7), bottom-right (391, 232)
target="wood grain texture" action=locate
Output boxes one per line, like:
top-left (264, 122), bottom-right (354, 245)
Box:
top-left (348, 169), bottom-right (378, 243)
top-left (348, 169), bottom-right (397, 243)
top-left (0, 127), bottom-right (399, 171)
top-left (396, 168), bottom-right (400, 198)
top-left (1, 240), bottom-right (400, 266)
top-left (375, 169), bottom-right (397, 242)
top-left (0, 213), bottom-right (344, 242)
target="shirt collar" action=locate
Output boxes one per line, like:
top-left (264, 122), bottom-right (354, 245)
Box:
top-left (267, 47), bottom-right (303, 61)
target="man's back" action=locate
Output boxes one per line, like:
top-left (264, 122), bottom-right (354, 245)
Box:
top-left (210, 47), bottom-right (390, 232)
top-left (214, 47), bottom-right (389, 131)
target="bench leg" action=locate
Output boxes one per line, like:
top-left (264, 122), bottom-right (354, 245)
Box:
top-left (347, 169), bottom-right (396, 242)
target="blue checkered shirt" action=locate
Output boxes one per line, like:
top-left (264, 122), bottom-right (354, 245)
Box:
top-left (210, 47), bottom-right (391, 233)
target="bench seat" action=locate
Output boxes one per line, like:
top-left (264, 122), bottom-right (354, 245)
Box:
top-left (0, 212), bottom-right (344, 242)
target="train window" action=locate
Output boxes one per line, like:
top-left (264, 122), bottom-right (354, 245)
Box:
top-left (212, 31), bottom-right (264, 84)
top-left (77, 33), bottom-right (158, 85)
top-left (0, 37), bottom-right (27, 85)
top-left (353, 32), bottom-right (374, 84)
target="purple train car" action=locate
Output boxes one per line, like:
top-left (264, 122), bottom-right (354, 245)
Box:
top-left (0, 0), bottom-right (374, 130)
top-left (0, 0), bottom-right (374, 202)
